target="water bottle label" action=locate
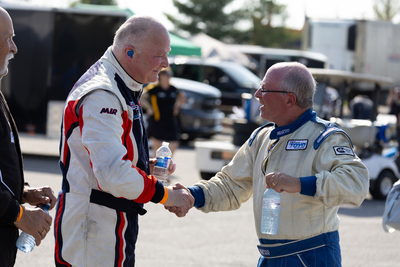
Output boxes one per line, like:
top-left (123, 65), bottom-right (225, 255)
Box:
top-left (155, 156), bottom-right (171, 168)
top-left (262, 199), bottom-right (280, 209)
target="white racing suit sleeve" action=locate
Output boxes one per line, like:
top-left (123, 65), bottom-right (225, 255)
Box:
top-left (78, 90), bottom-right (155, 202)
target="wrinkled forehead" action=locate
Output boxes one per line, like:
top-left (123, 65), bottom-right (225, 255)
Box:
top-left (262, 67), bottom-right (284, 85)
top-left (141, 30), bottom-right (171, 53)
top-left (0, 10), bottom-right (13, 36)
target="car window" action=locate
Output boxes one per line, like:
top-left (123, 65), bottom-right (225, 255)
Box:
top-left (203, 66), bottom-right (236, 92)
top-left (219, 63), bottom-right (260, 89)
top-left (170, 64), bottom-right (202, 82)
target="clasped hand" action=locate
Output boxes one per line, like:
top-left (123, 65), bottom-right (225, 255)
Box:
top-left (163, 183), bottom-right (194, 217)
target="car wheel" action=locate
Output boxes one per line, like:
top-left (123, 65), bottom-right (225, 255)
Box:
top-left (200, 171), bottom-right (214, 180)
top-left (370, 170), bottom-right (396, 199)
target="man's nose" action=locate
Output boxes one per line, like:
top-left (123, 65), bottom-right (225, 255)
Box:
top-left (254, 87), bottom-right (262, 98)
top-left (10, 39), bottom-right (17, 54)
top-left (161, 54), bottom-right (169, 68)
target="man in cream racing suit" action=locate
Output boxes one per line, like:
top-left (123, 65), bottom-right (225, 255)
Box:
top-left (173, 62), bottom-right (369, 266)
top-left (54, 16), bottom-right (193, 267)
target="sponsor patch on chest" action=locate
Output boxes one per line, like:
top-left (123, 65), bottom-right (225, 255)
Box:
top-left (286, 139), bottom-right (308, 150)
top-left (333, 146), bottom-right (355, 156)
top-left (100, 108), bottom-right (117, 115)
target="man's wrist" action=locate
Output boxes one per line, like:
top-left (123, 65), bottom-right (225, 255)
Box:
top-left (13, 204), bottom-right (23, 225)
top-left (22, 183), bottom-right (30, 203)
top-left (159, 187), bottom-right (169, 205)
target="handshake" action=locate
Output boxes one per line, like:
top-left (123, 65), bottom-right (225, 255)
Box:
top-left (162, 183), bottom-right (195, 217)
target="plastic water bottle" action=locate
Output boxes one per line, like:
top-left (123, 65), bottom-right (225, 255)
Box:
top-left (16, 204), bottom-right (50, 253)
top-left (153, 142), bottom-right (172, 185)
top-left (261, 188), bottom-right (280, 235)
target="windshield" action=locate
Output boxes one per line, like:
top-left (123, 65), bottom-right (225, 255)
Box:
top-left (220, 63), bottom-right (261, 89)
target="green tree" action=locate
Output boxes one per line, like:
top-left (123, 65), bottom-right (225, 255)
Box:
top-left (373, 0), bottom-right (400, 21)
top-left (165, 0), bottom-right (246, 42)
top-left (245, 0), bottom-right (300, 48)
top-left (167, 0), bottom-right (300, 48)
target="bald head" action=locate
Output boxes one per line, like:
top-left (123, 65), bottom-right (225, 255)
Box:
top-left (0, 7), bottom-right (17, 79)
top-left (268, 62), bottom-right (316, 109)
top-left (111, 15), bottom-right (170, 84)
top-left (113, 15), bottom-right (169, 52)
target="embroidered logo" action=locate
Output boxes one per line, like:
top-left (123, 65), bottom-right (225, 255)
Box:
top-left (333, 146), bottom-right (354, 156)
top-left (10, 131), bottom-right (14, 143)
top-left (100, 108), bottom-right (117, 115)
top-left (286, 139), bottom-right (308, 150)
top-left (130, 101), bottom-right (140, 120)
top-left (277, 129), bottom-right (290, 136)
top-left (259, 248), bottom-right (270, 256)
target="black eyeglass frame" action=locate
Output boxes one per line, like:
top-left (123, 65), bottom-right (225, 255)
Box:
top-left (260, 89), bottom-right (292, 94)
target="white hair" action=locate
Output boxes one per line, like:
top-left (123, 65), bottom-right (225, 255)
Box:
top-left (113, 15), bottom-right (167, 52)
top-left (270, 62), bottom-right (316, 109)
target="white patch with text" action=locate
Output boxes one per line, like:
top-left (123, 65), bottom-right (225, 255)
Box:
top-left (333, 146), bottom-right (354, 156)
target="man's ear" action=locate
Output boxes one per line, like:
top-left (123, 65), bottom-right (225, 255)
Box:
top-left (286, 93), bottom-right (297, 107)
top-left (123, 46), bottom-right (135, 60)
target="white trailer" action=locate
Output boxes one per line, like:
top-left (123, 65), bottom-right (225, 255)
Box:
top-left (302, 18), bottom-right (400, 86)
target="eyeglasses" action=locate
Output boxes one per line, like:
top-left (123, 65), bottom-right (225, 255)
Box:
top-left (260, 89), bottom-right (291, 94)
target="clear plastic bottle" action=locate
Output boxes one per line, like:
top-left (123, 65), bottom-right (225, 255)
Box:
top-left (261, 188), bottom-right (280, 235)
top-left (16, 204), bottom-right (50, 253)
top-left (153, 142), bottom-right (172, 185)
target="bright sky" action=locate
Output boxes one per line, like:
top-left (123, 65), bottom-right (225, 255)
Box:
top-left (4, 0), bottom-right (399, 30)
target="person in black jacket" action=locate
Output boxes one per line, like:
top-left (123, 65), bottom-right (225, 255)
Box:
top-left (0, 7), bottom-right (57, 267)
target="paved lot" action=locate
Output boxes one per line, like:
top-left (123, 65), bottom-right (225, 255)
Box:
top-left (14, 143), bottom-right (400, 267)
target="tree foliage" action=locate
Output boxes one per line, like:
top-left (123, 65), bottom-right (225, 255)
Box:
top-left (166, 0), bottom-right (300, 48)
top-left (165, 0), bottom-right (245, 41)
top-left (246, 0), bottom-right (300, 48)
top-left (373, 0), bottom-right (400, 21)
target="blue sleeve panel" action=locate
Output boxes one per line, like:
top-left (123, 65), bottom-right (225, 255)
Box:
top-left (188, 186), bottom-right (205, 208)
top-left (299, 176), bottom-right (317, 196)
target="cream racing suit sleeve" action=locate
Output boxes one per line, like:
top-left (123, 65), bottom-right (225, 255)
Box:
top-left (77, 90), bottom-right (161, 202)
top-left (191, 140), bottom-right (255, 213)
top-left (312, 133), bottom-right (369, 207)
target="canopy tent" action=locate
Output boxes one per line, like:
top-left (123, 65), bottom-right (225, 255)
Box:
top-left (73, 4), bottom-right (201, 57)
top-left (169, 33), bottom-right (201, 56)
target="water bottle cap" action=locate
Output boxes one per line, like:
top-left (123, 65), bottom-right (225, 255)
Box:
top-left (162, 141), bottom-right (169, 147)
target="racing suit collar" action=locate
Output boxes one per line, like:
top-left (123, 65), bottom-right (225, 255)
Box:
top-left (270, 108), bottom-right (316, 139)
top-left (102, 47), bottom-right (143, 92)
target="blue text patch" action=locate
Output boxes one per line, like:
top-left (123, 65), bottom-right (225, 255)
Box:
top-left (286, 140), bottom-right (308, 150)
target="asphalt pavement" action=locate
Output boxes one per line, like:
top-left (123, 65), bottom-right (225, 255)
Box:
top-left (13, 135), bottom-right (400, 267)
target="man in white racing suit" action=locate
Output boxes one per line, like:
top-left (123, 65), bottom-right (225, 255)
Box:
top-left (170, 62), bottom-right (369, 266)
top-left (54, 16), bottom-right (193, 267)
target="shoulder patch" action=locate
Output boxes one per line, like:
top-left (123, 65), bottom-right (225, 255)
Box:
top-left (248, 122), bottom-right (275, 147)
top-left (312, 117), bottom-right (353, 150)
top-left (333, 146), bottom-right (355, 156)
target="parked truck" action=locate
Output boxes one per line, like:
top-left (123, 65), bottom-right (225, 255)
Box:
top-left (301, 17), bottom-right (400, 86)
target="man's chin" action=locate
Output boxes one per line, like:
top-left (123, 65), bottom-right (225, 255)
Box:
top-left (0, 69), bottom-right (8, 79)
top-left (147, 73), bottom-right (159, 84)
